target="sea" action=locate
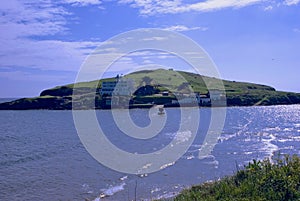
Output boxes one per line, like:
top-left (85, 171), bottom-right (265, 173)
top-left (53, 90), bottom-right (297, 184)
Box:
top-left (1, 103), bottom-right (300, 201)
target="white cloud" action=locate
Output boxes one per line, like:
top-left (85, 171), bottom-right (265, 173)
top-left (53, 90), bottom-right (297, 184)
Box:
top-left (61, 0), bottom-right (102, 7)
top-left (182, 0), bottom-right (263, 12)
top-left (118, 0), bottom-right (265, 15)
top-left (126, 51), bottom-right (177, 59)
top-left (0, 38), bottom-right (100, 71)
top-left (284, 0), bottom-right (300, 5)
top-left (0, 0), bottom-right (69, 38)
top-left (0, 0), bottom-right (101, 74)
top-left (142, 36), bottom-right (167, 41)
top-left (264, 5), bottom-right (273, 10)
top-left (0, 70), bottom-right (69, 82)
top-left (157, 54), bottom-right (177, 59)
top-left (164, 25), bottom-right (208, 32)
top-left (142, 59), bottom-right (153, 64)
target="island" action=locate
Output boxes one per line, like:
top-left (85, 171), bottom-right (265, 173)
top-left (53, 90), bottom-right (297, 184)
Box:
top-left (1, 69), bottom-right (300, 110)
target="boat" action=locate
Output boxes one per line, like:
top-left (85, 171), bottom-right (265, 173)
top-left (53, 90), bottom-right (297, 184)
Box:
top-left (158, 107), bottom-right (165, 115)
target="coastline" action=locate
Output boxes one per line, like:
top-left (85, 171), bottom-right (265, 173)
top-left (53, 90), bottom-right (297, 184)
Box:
top-left (1, 69), bottom-right (300, 110)
top-left (0, 100), bottom-right (299, 110)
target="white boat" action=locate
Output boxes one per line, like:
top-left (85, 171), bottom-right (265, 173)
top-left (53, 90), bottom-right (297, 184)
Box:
top-left (158, 107), bottom-right (165, 115)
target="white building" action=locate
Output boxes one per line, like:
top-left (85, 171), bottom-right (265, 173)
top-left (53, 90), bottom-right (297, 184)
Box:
top-left (100, 81), bottom-right (117, 96)
top-left (199, 95), bottom-right (210, 104)
top-left (100, 77), bottom-right (135, 96)
top-left (172, 97), bottom-right (198, 105)
top-left (172, 93), bottom-right (199, 105)
top-left (209, 89), bottom-right (225, 101)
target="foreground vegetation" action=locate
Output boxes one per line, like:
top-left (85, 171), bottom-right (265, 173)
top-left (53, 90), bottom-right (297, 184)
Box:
top-left (174, 155), bottom-right (300, 201)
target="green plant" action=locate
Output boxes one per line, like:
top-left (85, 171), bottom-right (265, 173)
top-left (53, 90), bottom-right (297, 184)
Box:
top-left (173, 155), bottom-right (300, 201)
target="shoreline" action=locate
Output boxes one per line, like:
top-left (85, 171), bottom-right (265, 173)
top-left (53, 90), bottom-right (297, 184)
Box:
top-left (2, 69), bottom-right (300, 110)
top-left (0, 102), bottom-right (299, 110)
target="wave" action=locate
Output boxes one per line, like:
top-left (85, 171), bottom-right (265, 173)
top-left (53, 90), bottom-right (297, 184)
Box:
top-left (263, 127), bottom-right (281, 132)
top-left (261, 134), bottom-right (279, 159)
top-left (160, 162), bottom-right (175, 170)
top-left (294, 123), bottom-right (300, 128)
top-left (164, 130), bottom-right (192, 144)
top-left (94, 182), bottom-right (126, 200)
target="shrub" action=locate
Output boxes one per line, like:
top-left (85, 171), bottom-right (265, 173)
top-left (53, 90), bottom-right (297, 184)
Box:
top-left (173, 155), bottom-right (300, 201)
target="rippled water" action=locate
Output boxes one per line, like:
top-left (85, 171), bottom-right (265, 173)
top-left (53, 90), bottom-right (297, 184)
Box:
top-left (1, 105), bottom-right (300, 201)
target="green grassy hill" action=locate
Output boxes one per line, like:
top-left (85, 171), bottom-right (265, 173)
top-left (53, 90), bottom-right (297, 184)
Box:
top-left (0, 69), bottom-right (300, 109)
top-left (126, 69), bottom-right (300, 106)
top-left (125, 69), bottom-right (275, 93)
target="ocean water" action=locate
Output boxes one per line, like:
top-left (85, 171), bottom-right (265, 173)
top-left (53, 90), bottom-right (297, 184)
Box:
top-left (1, 105), bottom-right (300, 201)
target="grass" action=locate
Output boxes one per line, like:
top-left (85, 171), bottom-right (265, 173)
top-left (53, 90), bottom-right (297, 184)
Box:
top-left (41, 68), bottom-right (294, 101)
top-left (2, 68), bottom-right (300, 109)
top-left (126, 69), bottom-right (300, 106)
top-left (172, 154), bottom-right (300, 201)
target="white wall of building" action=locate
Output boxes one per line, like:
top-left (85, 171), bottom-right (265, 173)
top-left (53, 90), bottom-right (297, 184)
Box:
top-left (100, 78), bottom-right (135, 96)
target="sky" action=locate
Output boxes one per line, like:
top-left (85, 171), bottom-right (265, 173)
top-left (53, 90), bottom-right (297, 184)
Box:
top-left (0, 0), bottom-right (299, 98)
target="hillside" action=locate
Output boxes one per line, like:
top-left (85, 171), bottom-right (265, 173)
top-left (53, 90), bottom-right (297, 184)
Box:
top-left (0, 69), bottom-right (300, 110)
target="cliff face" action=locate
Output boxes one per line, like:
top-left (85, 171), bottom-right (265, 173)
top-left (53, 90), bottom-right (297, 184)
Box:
top-left (0, 96), bottom-right (72, 110)
top-left (226, 92), bottom-right (300, 106)
top-left (40, 86), bottom-right (73, 97)
top-left (1, 69), bottom-right (300, 110)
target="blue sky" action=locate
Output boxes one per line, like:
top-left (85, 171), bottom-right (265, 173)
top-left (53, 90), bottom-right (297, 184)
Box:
top-left (0, 0), bottom-right (299, 97)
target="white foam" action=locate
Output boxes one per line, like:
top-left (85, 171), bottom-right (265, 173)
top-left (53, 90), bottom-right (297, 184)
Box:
top-left (151, 187), bottom-right (161, 194)
top-left (261, 134), bottom-right (279, 159)
top-left (97, 182), bottom-right (126, 199)
top-left (181, 154), bottom-right (195, 160)
top-left (190, 144), bottom-right (202, 148)
top-left (264, 127), bottom-right (281, 132)
top-left (187, 155), bottom-right (195, 160)
top-left (282, 146), bottom-right (294, 150)
top-left (82, 183), bottom-right (93, 194)
top-left (218, 133), bottom-right (236, 142)
top-left (203, 159), bottom-right (219, 167)
top-left (165, 130), bottom-right (193, 144)
top-left (283, 128), bottom-right (293, 132)
top-left (277, 135), bottom-right (300, 143)
top-left (187, 144), bottom-right (202, 154)
top-left (141, 163), bottom-right (152, 169)
top-left (244, 138), bottom-right (251, 142)
top-left (160, 162), bottom-right (175, 170)
top-left (174, 130), bottom-right (192, 144)
top-left (138, 173), bottom-right (148, 178)
top-left (154, 191), bottom-right (179, 200)
top-left (292, 136), bottom-right (300, 141)
top-left (278, 139), bottom-right (289, 143)
top-left (119, 175), bottom-right (128, 181)
top-left (294, 123), bottom-right (300, 128)
top-left (198, 153), bottom-right (215, 160)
